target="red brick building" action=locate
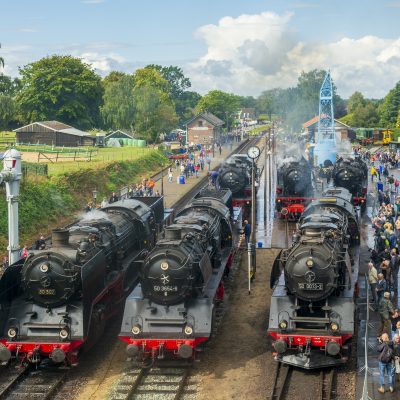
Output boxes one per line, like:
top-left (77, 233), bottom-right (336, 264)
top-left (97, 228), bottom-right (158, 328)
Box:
top-left (185, 113), bottom-right (224, 145)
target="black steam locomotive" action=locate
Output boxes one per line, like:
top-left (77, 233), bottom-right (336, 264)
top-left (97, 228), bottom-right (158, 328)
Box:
top-left (0, 198), bottom-right (162, 365)
top-left (268, 187), bottom-right (359, 369)
top-left (332, 157), bottom-right (368, 209)
top-left (276, 157), bottom-right (313, 219)
top-left (119, 188), bottom-right (238, 361)
top-left (217, 154), bottom-right (252, 195)
top-left (217, 154), bottom-right (255, 219)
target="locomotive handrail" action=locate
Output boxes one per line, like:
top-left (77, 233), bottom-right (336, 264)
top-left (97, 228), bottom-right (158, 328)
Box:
top-left (360, 273), bottom-right (372, 400)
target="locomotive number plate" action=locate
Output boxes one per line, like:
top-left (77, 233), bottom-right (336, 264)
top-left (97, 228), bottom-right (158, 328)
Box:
top-left (38, 289), bottom-right (56, 295)
top-left (298, 283), bottom-right (323, 290)
top-left (153, 285), bottom-right (178, 292)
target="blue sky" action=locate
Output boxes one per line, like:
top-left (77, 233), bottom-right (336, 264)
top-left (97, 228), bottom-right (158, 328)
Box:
top-left (1, 0), bottom-right (400, 98)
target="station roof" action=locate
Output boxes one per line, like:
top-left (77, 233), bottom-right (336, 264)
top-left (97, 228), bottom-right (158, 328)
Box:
top-left (302, 115), bottom-right (352, 129)
top-left (185, 112), bottom-right (225, 127)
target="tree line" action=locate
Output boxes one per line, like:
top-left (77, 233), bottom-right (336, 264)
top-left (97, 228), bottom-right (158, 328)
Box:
top-left (0, 55), bottom-right (399, 141)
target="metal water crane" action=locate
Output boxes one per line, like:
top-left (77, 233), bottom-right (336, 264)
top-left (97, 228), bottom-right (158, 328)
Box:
top-left (0, 149), bottom-right (22, 264)
top-left (314, 71), bottom-right (337, 166)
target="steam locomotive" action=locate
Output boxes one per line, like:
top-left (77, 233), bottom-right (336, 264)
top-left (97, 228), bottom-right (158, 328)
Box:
top-left (268, 187), bottom-right (359, 369)
top-left (0, 198), bottom-right (163, 366)
top-left (217, 154), bottom-right (254, 218)
top-left (332, 157), bottom-right (368, 210)
top-left (119, 188), bottom-right (239, 362)
top-left (276, 157), bottom-right (314, 219)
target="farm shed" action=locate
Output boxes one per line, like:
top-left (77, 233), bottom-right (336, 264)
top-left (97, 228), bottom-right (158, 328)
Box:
top-left (14, 121), bottom-right (96, 147)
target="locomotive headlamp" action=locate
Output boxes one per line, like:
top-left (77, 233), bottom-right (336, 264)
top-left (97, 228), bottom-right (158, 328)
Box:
top-left (59, 327), bottom-right (69, 340)
top-left (132, 324), bottom-right (142, 335)
top-left (306, 258), bottom-right (314, 268)
top-left (278, 320), bottom-right (288, 331)
top-left (329, 322), bottom-right (339, 332)
top-left (7, 327), bottom-right (17, 339)
top-left (184, 324), bottom-right (194, 336)
top-left (40, 263), bottom-right (49, 273)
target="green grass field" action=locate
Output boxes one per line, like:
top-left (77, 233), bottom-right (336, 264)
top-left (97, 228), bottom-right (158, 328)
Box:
top-left (47, 147), bottom-right (155, 175)
top-left (0, 131), bottom-right (156, 176)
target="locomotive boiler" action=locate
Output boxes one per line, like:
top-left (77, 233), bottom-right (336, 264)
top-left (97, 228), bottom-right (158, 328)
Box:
top-left (268, 187), bottom-right (359, 369)
top-left (119, 188), bottom-right (238, 361)
top-left (276, 157), bottom-right (313, 219)
top-left (217, 155), bottom-right (251, 195)
top-left (0, 198), bottom-right (161, 365)
top-left (332, 157), bottom-right (368, 209)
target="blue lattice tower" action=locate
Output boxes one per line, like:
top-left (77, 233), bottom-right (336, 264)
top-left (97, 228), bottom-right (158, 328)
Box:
top-left (314, 71), bottom-right (336, 166)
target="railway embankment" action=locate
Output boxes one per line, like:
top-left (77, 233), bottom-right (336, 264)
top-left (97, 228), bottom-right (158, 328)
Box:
top-left (0, 150), bottom-right (167, 254)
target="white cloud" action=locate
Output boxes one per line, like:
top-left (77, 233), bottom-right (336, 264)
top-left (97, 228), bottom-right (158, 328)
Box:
top-left (79, 52), bottom-right (129, 73)
top-left (186, 11), bottom-right (400, 98)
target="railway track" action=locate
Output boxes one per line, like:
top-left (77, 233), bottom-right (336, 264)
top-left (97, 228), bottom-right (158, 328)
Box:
top-left (269, 363), bottom-right (291, 400)
top-left (0, 366), bottom-right (67, 399)
top-left (110, 363), bottom-right (195, 400)
top-left (319, 369), bottom-right (335, 400)
top-left (269, 364), bottom-right (336, 400)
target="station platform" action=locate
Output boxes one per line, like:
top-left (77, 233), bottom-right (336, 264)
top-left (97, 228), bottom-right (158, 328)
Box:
top-left (356, 162), bottom-right (400, 399)
top-left (152, 140), bottom-right (247, 208)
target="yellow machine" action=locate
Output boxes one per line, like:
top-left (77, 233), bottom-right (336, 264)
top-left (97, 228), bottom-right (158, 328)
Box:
top-left (382, 129), bottom-right (393, 144)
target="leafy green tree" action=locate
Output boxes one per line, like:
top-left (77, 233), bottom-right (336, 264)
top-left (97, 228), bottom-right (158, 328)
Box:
top-left (133, 67), bottom-right (170, 95)
top-left (16, 55), bottom-right (103, 129)
top-left (379, 81), bottom-right (400, 128)
top-left (275, 69), bottom-right (345, 130)
top-left (257, 90), bottom-right (275, 120)
top-left (146, 65), bottom-right (191, 98)
top-left (196, 90), bottom-right (240, 123)
top-left (352, 102), bottom-right (379, 127)
top-left (145, 65), bottom-right (198, 124)
top-left (0, 75), bottom-right (21, 96)
top-left (176, 91), bottom-right (201, 123)
top-left (100, 73), bottom-right (135, 130)
top-left (0, 95), bottom-right (16, 130)
top-left (238, 96), bottom-right (257, 109)
top-left (132, 84), bottom-right (177, 142)
top-left (347, 91), bottom-right (366, 114)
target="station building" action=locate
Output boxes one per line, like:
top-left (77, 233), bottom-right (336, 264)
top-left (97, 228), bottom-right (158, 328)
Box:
top-left (302, 115), bottom-right (355, 142)
top-left (14, 121), bottom-right (96, 147)
top-left (185, 113), bottom-right (224, 145)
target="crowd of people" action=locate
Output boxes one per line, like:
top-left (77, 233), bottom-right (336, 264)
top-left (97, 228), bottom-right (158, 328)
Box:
top-left (365, 147), bottom-right (400, 393)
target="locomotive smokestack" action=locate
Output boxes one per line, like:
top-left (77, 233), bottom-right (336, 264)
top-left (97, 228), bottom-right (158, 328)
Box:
top-left (52, 229), bottom-right (70, 246)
